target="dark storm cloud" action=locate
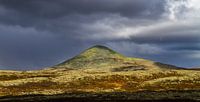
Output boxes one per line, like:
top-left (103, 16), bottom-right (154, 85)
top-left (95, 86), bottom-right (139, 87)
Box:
top-left (0, 0), bottom-right (199, 70)
top-left (129, 34), bottom-right (200, 44)
top-left (0, 0), bottom-right (166, 33)
top-left (0, 0), bottom-right (165, 18)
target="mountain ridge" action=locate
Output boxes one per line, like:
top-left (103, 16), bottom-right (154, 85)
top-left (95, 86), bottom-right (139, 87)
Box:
top-left (53, 45), bottom-right (183, 71)
top-left (53, 45), bottom-right (127, 69)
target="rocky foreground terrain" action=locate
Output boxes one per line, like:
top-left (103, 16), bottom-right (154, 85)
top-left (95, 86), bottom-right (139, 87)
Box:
top-left (0, 45), bottom-right (200, 101)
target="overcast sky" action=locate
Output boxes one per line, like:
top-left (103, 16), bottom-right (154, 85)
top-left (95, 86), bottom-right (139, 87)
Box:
top-left (0, 0), bottom-right (200, 70)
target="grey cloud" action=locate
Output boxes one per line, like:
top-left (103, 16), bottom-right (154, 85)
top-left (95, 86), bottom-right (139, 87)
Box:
top-left (0, 0), bottom-right (166, 32)
top-left (0, 0), bottom-right (165, 17)
top-left (169, 46), bottom-right (200, 51)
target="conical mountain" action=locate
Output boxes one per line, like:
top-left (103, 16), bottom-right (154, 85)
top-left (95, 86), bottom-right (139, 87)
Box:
top-left (53, 45), bottom-right (126, 69)
top-left (52, 45), bottom-right (183, 70)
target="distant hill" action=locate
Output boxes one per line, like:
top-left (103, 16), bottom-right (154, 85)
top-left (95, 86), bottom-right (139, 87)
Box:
top-left (53, 45), bottom-right (185, 71)
top-left (54, 45), bottom-right (125, 69)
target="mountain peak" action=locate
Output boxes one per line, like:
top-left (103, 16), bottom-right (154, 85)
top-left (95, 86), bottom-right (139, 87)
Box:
top-left (86, 45), bottom-right (118, 55)
top-left (90, 45), bottom-right (111, 49)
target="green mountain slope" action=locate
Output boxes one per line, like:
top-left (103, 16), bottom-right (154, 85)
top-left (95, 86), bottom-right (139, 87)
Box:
top-left (53, 45), bottom-right (146, 70)
top-left (53, 45), bottom-right (182, 71)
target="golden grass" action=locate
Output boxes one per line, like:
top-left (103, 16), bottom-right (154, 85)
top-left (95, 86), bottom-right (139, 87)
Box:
top-left (1, 67), bottom-right (200, 96)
